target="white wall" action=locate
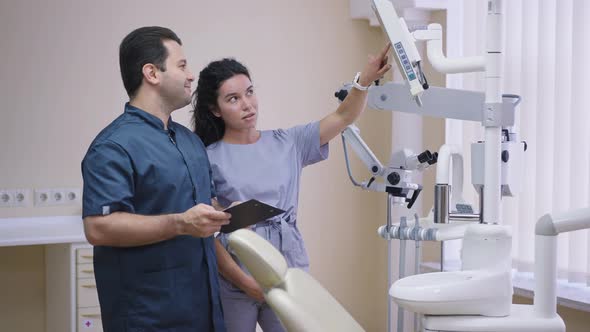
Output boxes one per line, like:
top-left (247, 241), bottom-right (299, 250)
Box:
top-left (0, 0), bottom-right (393, 330)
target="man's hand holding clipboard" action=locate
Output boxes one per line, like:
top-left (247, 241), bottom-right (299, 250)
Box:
top-left (220, 199), bottom-right (285, 233)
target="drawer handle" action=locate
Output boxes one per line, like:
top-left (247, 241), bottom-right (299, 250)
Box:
top-left (81, 269), bottom-right (94, 274)
top-left (81, 255), bottom-right (94, 259)
top-left (81, 284), bottom-right (97, 289)
top-left (81, 313), bottom-right (101, 318)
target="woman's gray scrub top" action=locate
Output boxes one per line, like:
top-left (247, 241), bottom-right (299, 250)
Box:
top-left (207, 121), bottom-right (329, 272)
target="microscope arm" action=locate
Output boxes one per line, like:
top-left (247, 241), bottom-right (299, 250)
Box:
top-left (341, 125), bottom-right (384, 177)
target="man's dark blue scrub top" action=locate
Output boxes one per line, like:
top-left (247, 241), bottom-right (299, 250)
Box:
top-left (81, 104), bottom-right (225, 332)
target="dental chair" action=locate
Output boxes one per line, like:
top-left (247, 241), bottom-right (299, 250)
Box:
top-left (227, 229), bottom-right (365, 332)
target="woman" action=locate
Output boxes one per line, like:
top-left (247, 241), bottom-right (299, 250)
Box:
top-left (192, 44), bottom-right (391, 332)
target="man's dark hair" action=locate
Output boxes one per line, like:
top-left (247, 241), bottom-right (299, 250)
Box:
top-left (119, 26), bottom-right (182, 98)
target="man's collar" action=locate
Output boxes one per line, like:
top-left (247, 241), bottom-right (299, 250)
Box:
top-left (124, 103), bottom-right (174, 131)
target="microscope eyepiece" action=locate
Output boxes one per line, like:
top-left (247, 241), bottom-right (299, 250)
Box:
top-left (417, 150), bottom-right (433, 163)
top-left (428, 152), bottom-right (438, 165)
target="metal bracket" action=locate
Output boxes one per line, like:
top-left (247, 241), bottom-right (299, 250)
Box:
top-left (342, 82), bottom-right (517, 126)
top-left (483, 102), bottom-right (506, 127)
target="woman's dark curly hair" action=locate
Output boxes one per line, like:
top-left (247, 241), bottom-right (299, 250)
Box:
top-left (192, 58), bottom-right (251, 146)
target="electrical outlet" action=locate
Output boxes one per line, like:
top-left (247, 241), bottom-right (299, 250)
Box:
top-left (12, 189), bottom-right (31, 207)
top-left (50, 189), bottom-right (66, 205)
top-left (34, 188), bottom-right (81, 206)
top-left (0, 190), bottom-right (13, 207)
top-left (63, 188), bottom-right (82, 205)
top-left (0, 189), bottom-right (32, 207)
top-left (34, 189), bottom-right (52, 206)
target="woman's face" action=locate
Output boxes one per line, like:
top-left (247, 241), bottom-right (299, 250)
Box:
top-left (213, 74), bottom-right (258, 130)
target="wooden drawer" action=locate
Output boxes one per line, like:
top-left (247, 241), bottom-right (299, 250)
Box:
top-left (77, 278), bottom-right (99, 308)
top-left (76, 248), bottom-right (94, 264)
top-left (77, 306), bottom-right (103, 332)
top-left (77, 263), bottom-right (95, 279)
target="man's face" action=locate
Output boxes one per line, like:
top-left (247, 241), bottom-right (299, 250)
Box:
top-left (159, 40), bottom-right (194, 110)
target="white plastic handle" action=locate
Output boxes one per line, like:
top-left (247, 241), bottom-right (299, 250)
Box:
top-left (81, 313), bottom-right (101, 318)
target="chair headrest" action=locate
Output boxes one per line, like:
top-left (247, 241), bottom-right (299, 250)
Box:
top-left (228, 229), bottom-right (288, 289)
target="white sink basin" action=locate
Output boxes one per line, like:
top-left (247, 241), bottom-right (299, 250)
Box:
top-left (390, 269), bottom-right (512, 317)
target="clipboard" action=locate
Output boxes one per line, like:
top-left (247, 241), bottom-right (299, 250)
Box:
top-left (220, 199), bottom-right (285, 233)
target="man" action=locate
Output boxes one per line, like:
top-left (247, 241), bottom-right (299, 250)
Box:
top-left (81, 26), bottom-right (229, 331)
